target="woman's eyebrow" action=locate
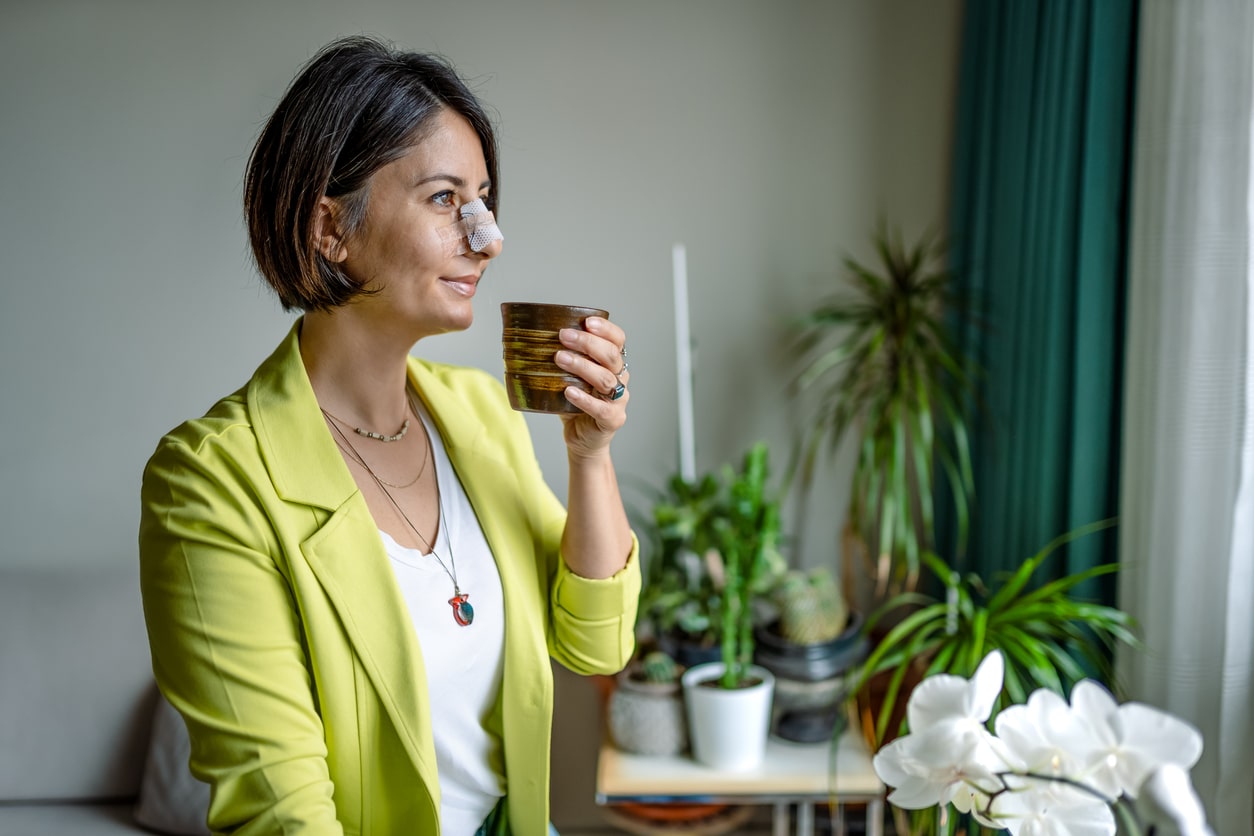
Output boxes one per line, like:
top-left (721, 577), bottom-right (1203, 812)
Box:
top-left (415, 173), bottom-right (465, 187)
top-left (414, 175), bottom-right (493, 191)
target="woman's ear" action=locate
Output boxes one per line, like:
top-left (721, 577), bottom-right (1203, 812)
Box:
top-left (313, 197), bottom-right (348, 263)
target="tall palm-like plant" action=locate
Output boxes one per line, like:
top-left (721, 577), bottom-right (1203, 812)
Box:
top-left (795, 228), bottom-right (977, 599)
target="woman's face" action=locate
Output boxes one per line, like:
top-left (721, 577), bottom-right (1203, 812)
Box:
top-left (338, 108), bottom-right (501, 338)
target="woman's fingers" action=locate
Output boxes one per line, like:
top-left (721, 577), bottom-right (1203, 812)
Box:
top-left (557, 317), bottom-right (629, 398)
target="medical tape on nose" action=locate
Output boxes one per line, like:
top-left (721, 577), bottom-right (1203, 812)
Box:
top-left (437, 198), bottom-right (503, 257)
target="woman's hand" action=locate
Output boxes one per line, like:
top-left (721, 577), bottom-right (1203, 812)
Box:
top-left (553, 316), bottom-right (629, 459)
top-left (554, 315), bottom-right (634, 578)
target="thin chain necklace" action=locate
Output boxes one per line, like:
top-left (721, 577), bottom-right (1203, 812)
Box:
top-left (323, 400), bottom-right (428, 489)
top-left (323, 396), bottom-right (474, 627)
top-left (321, 404), bottom-right (411, 443)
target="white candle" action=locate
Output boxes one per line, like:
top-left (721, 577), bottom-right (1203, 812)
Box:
top-left (672, 243), bottom-right (696, 482)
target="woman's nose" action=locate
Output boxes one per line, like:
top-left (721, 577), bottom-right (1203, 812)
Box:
top-left (473, 234), bottom-right (504, 261)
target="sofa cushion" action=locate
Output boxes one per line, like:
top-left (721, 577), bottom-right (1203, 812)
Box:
top-left (132, 693), bottom-right (210, 835)
top-left (0, 565), bottom-right (155, 801)
top-left (0, 802), bottom-right (148, 834)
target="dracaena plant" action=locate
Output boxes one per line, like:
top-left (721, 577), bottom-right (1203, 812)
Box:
top-left (794, 227), bottom-right (977, 599)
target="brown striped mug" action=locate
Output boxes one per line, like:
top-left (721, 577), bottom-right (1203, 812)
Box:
top-left (500, 302), bottom-right (609, 414)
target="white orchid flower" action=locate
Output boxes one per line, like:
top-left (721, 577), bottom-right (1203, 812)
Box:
top-left (875, 650), bottom-right (1211, 836)
top-left (1068, 680), bottom-right (1203, 799)
top-left (988, 777), bottom-right (1115, 836)
top-left (993, 687), bottom-right (1104, 791)
top-left (872, 651), bottom-right (1009, 811)
top-left (1134, 763), bottom-right (1214, 836)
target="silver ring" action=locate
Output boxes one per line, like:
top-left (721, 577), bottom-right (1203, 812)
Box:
top-left (610, 382), bottom-right (626, 401)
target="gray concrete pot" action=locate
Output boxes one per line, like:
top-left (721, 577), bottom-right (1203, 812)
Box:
top-left (607, 669), bottom-right (688, 757)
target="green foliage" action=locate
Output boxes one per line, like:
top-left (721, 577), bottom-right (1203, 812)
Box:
top-left (638, 442), bottom-right (786, 688)
top-left (794, 227), bottom-right (977, 598)
top-left (711, 442), bottom-right (784, 688)
top-left (856, 519), bottom-right (1138, 746)
top-left (637, 443), bottom-right (782, 651)
top-left (638, 472), bottom-right (725, 643)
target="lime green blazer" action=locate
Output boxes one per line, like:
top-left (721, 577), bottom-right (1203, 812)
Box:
top-left (139, 321), bottom-right (640, 836)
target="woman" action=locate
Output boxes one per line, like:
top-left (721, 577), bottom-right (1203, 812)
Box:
top-left (139, 36), bottom-right (639, 836)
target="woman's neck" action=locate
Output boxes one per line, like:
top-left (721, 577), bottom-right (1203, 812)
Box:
top-left (299, 309), bottom-right (418, 431)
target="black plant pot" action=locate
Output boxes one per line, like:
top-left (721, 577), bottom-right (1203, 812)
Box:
top-left (753, 612), bottom-right (869, 743)
top-left (655, 630), bottom-right (723, 669)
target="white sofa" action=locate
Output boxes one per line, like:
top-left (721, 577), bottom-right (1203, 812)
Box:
top-left (0, 565), bottom-right (206, 834)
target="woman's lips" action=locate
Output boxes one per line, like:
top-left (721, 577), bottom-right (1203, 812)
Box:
top-left (441, 275), bottom-right (479, 297)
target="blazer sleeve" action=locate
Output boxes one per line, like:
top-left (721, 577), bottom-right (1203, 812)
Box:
top-left (139, 430), bottom-right (344, 836)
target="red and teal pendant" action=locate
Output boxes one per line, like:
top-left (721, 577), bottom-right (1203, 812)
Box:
top-left (448, 592), bottom-right (474, 626)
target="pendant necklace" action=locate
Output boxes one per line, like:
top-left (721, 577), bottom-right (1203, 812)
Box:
top-left (322, 396), bottom-right (473, 627)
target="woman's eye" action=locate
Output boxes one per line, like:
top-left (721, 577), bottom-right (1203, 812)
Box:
top-left (431, 190), bottom-right (455, 207)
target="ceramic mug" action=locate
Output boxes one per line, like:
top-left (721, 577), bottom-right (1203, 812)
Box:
top-left (500, 302), bottom-right (609, 414)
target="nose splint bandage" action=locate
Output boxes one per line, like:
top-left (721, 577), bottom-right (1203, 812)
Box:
top-left (438, 198), bottom-right (503, 257)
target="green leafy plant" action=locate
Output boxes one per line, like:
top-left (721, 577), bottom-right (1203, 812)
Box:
top-left (638, 473), bottom-right (725, 646)
top-left (855, 518), bottom-right (1137, 747)
top-left (794, 227), bottom-right (977, 599)
top-left (638, 445), bottom-right (786, 661)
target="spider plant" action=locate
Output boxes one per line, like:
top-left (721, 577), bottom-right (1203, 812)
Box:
top-left (794, 227), bottom-right (977, 599)
top-left (854, 518), bottom-right (1138, 747)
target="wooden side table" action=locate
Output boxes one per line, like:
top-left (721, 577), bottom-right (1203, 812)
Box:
top-left (595, 732), bottom-right (885, 836)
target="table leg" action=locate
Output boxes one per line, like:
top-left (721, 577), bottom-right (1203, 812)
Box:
top-left (773, 802), bottom-right (790, 836)
top-left (867, 798), bottom-right (884, 836)
top-left (832, 801), bottom-right (845, 836)
top-left (795, 802), bottom-right (814, 836)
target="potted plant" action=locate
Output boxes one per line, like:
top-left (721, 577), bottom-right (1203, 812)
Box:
top-left (677, 441), bottom-right (785, 771)
top-left (793, 227), bottom-right (977, 604)
top-left (753, 567), bottom-right (868, 742)
top-left (606, 649), bottom-right (688, 757)
top-left (635, 472), bottom-right (724, 666)
top-left (851, 519), bottom-right (1137, 833)
top-left (637, 452), bottom-right (786, 668)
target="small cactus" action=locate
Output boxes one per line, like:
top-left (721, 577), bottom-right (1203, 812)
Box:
top-left (640, 650), bottom-right (680, 684)
top-left (776, 568), bottom-right (848, 645)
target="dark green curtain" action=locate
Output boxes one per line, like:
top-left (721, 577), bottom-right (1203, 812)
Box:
top-left (937, 0), bottom-right (1139, 603)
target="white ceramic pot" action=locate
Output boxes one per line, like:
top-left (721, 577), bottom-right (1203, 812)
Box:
top-left (681, 662), bottom-right (775, 771)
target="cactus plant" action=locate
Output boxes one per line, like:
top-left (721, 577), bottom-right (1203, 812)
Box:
top-left (776, 567), bottom-right (849, 646)
top-left (640, 650), bottom-right (680, 684)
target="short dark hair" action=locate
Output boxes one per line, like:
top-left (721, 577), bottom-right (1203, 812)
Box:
top-left (244, 36), bottom-right (499, 312)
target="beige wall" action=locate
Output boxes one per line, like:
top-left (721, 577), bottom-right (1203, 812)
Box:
top-left (0, 0), bottom-right (962, 829)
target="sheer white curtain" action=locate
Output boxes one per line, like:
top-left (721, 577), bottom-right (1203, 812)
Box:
top-left (1119, 0), bottom-right (1254, 833)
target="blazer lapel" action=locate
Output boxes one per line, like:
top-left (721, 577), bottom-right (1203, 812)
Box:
top-left (300, 502), bottom-right (437, 782)
top-left (247, 321), bottom-right (437, 784)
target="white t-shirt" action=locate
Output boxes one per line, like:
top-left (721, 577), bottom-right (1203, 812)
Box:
top-left (379, 404), bottom-right (507, 836)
